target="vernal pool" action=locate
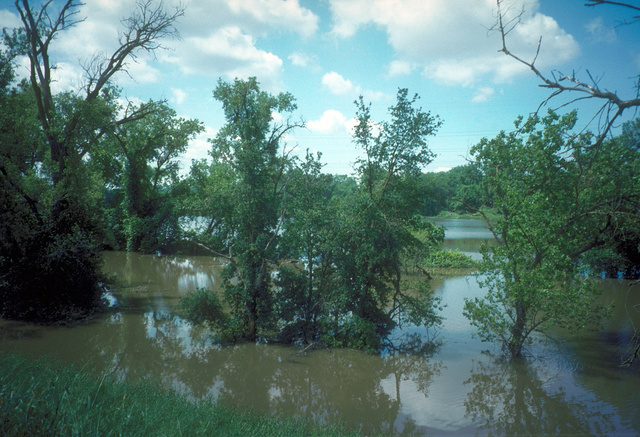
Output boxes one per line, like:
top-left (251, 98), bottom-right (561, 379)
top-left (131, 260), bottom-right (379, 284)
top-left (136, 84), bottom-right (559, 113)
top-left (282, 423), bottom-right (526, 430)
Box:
top-left (1, 219), bottom-right (639, 435)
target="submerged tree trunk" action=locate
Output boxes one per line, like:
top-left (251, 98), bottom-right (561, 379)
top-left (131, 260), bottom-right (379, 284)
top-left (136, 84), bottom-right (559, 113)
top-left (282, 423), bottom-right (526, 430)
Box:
top-left (510, 298), bottom-right (527, 358)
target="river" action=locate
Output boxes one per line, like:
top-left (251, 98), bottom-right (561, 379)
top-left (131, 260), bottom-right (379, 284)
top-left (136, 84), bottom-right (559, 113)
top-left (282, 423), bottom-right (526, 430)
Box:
top-left (1, 219), bottom-right (639, 435)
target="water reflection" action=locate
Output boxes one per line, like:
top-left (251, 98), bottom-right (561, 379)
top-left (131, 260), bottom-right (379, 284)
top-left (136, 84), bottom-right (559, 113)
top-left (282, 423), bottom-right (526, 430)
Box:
top-left (2, 221), bottom-right (640, 435)
top-left (464, 354), bottom-right (620, 436)
top-left (49, 307), bottom-right (442, 434)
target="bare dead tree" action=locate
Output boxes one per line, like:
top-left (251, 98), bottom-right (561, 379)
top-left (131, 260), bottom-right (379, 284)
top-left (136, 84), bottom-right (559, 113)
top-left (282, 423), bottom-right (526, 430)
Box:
top-left (494, 0), bottom-right (640, 149)
top-left (14, 0), bottom-right (185, 192)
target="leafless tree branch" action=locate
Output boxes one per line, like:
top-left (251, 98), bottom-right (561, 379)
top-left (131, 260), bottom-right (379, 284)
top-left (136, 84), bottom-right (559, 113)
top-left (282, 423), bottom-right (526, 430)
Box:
top-left (16, 0), bottom-right (184, 186)
top-left (494, 0), bottom-right (640, 149)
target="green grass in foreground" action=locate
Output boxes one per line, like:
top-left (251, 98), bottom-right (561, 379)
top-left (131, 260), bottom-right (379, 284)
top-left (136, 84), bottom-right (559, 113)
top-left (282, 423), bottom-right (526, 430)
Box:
top-left (0, 352), bottom-right (358, 437)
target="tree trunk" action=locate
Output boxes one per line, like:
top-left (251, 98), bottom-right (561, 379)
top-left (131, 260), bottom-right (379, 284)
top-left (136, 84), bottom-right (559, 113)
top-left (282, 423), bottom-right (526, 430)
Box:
top-left (510, 299), bottom-right (527, 358)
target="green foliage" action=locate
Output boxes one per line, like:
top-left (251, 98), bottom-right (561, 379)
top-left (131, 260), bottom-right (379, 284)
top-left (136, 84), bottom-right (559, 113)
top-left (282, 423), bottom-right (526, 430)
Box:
top-left (96, 100), bottom-right (204, 253)
top-left (181, 87), bottom-right (445, 352)
top-left (0, 353), bottom-right (356, 437)
top-left (184, 77), bottom-right (302, 341)
top-left (402, 218), bottom-right (445, 273)
top-left (318, 89), bottom-right (443, 349)
top-left (274, 151), bottom-right (336, 345)
top-left (177, 288), bottom-right (228, 328)
top-left (420, 164), bottom-right (490, 216)
top-left (0, 67), bottom-right (108, 323)
top-left (424, 249), bottom-right (477, 269)
top-left (0, 223), bottom-right (108, 323)
top-left (463, 111), bottom-right (637, 358)
top-left (0, 0), bottom-right (187, 324)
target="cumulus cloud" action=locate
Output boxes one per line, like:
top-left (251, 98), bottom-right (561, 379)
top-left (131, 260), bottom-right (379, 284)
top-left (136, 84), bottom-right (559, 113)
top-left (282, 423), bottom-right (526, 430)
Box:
top-left (322, 71), bottom-right (356, 95)
top-left (165, 27), bottom-right (283, 87)
top-left (307, 109), bottom-right (356, 134)
top-left (2, 0), bottom-right (317, 93)
top-left (180, 0), bottom-right (317, 39)
top-left (289, 52), bottom-right (312, 67)
top-left (321, 71), bottom-right (387, 101)
top-left (162, 0), bottom-right (319, 89)
top-left (0, 9), bottom-right (20, 32)
top-left (387, 60), bottom-right (415, 77)
top-left (328, 0), bottom-right (579, 85)
top-left (171, 88), bottom-right (188, 105)
top-left (225, 0), bottom-right (318, 38)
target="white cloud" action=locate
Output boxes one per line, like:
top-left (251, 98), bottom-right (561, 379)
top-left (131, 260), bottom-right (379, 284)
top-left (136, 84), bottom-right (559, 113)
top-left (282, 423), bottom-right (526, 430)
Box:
top-left (387, 60), bottom-right (415, 77)
top-left (322, 71), bottom-right (356, 95)
top-left (471, 86), bottom-right (495, 103)
top-left (321, 71), bottom-right (387, 101)
top-left (171, 88), bottom-right (188, 105)
top-left (289, 52), bottom-right (311, 67)
top-left (0, 9), bottom-right (20, 31)
top-left (225, 0), bottom-right (318, 38)
top-left (431, 167), bottom-right (452, 173)
top-left (179, 0), bottom-right (317, 39)
top-left (166, 27), bottom-right (283, 88)
top-left (2, 0), bottom-right (316, 95)
top-left (328, 0), bottom-right (579, 85)
top-left (49, 62), bottom-right (85, 94)
top-left (307, 109), bottom-right (356, 134)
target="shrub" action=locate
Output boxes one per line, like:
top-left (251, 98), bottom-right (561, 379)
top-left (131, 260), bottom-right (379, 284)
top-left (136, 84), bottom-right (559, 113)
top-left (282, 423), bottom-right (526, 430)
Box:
top-left (424, 249), bottom-right (478, 269)
top-left (0, 224), bottom-right (107, 324)
top-left (176, 288), bottom-right (229, 331)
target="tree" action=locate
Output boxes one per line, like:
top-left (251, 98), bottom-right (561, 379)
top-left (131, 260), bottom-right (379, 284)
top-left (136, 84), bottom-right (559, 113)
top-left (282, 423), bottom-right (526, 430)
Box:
top-left (0, 0), bottom-right (185, 322)
top-left (326, 89), bottom-right (443, 349)
top-left (463, 111), bottom-right (639, 358)
top-left (13, 0), bottom-right (184, 196)
top-left (193, 77), bottom-right (303, 341)
top-left (274, 150), bottom-right (337, 345)
top-left (493, 0), bottom-right (640, 149)
top-left (419, 164), bottom-right (490, 216)
top-left (103, 100), bottom-right (203, 252)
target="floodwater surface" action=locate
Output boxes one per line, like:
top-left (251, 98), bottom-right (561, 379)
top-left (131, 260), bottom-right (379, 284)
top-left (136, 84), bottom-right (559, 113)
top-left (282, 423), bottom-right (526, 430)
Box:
top-left (1, 219), bottom-right (639, 435)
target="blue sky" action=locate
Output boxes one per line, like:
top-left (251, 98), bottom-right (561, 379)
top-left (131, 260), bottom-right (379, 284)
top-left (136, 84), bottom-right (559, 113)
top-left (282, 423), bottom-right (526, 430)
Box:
top-left (1, 0), bottom-right (639, 175)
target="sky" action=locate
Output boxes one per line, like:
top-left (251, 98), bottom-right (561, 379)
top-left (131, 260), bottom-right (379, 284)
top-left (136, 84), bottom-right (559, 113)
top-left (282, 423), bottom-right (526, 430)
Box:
top-left (1, 0), bottom-right (639, 175)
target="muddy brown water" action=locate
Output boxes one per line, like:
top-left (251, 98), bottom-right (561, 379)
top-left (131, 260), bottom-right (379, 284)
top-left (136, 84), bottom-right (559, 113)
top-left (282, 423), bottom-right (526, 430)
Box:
top-left (1, 219), bottom-right (639, 435)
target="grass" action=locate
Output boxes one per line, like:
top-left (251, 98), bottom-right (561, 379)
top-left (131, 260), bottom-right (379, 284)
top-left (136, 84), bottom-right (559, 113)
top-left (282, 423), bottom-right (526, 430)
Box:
top-left (0, 352), bottom-right (358, 437)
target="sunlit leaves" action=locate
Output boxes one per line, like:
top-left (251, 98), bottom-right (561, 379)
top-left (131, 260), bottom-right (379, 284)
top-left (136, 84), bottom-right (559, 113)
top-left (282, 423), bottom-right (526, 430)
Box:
top-left (464, 110), bottom-right (634, 358)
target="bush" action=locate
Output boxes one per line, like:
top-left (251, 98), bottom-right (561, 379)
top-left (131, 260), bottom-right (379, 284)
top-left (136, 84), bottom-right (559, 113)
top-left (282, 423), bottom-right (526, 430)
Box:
top-left (424, 249), bottom-right (478, 269)
top-left (177, 288), bottom-right (229, 331)
top-left (0, 224), bottom-right (108, 324)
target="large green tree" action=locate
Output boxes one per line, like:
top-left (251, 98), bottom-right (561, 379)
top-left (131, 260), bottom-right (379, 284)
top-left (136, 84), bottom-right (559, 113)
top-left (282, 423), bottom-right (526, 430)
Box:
top-left (275, 150), bottom-right (337, 345)
top-left (100, 100), bottom-right (203, 252)
top-left (191, 77), bottom-right (303, 341)
top-left (327, 89), bottom-right (443, 349)
top-left (0, 0), bottom-right (184, 322)
top-left (464, 111), bottom-right (639, 358)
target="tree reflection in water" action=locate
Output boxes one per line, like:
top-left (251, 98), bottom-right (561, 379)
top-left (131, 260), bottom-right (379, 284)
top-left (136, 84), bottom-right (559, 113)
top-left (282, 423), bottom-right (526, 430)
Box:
top-left (464, 354), bottom-right (616, 436)
top-left (88, 309), bottom-right (445, 435)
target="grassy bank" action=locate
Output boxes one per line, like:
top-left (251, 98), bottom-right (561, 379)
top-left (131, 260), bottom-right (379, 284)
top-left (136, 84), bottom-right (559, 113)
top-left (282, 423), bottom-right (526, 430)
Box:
top-left (0, 352), bottom-right (357, 437)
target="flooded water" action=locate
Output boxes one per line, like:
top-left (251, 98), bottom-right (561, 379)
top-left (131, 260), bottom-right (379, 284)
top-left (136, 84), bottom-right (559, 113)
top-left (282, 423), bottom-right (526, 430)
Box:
top-left (1, 219), bottom-right (639, 435)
